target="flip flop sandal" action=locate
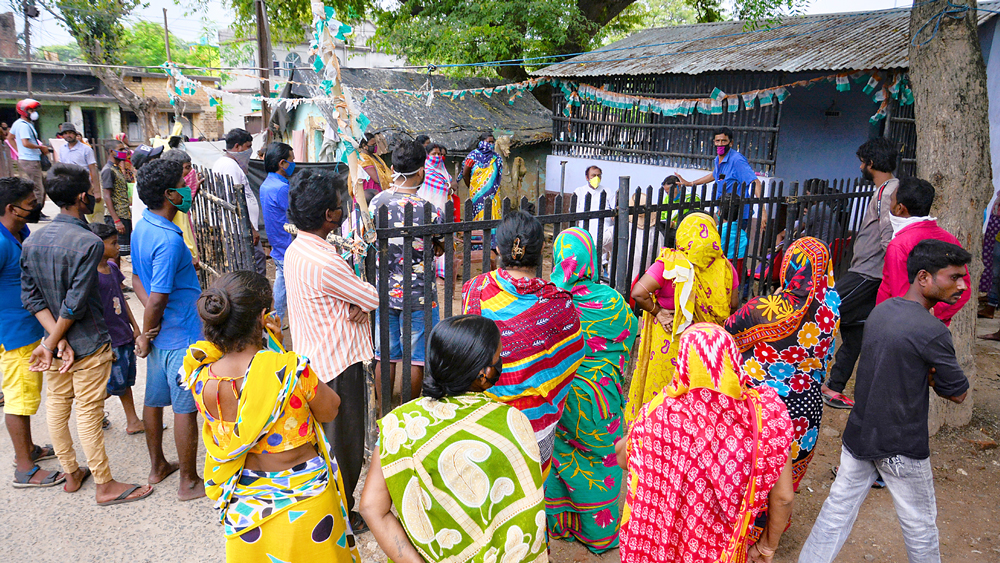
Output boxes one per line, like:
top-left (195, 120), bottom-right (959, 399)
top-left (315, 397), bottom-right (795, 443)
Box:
top-left (822, 392), bottom-right (855, 409)
top-left (11, 444), bottom-right (57, 468)
top-left (98, 484), bottom-right (155, 507)
top-left (0, 391), bottom-right (4, 407)
top-left (102, 413), bottom-right (111, 430)
top-left (13, 465), bottom-right (66, 488)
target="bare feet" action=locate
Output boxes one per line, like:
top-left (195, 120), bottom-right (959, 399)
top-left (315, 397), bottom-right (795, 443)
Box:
top-left (126, 420), bottom-right (145, 435)
top-left (979, 332), bottom-right (1000, 342)
top-left (148, 461), bottom-right (179, 484)
top-left (96, 480), bottom-right (154, 505)
top-left (63, 467), bottom-right (92, 493)
top-left (178, 477), bottom-right (206, 502)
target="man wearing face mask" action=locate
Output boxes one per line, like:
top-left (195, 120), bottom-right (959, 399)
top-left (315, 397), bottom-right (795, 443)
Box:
top-left (285, 169), bottom-right (379, 533)
top-left (821, 137), bottom-right (899, 410)
top-left (212, 128), bottom-right (265, 276)
top-left (0, 177), bottom-right (63, 490)
top-left (11, 99), bottom-right (49, 216)
top-left (573, 166), bottom-right (616, 258)
top-left (101, 145), bottom-right (133, 261)
top-left (676, 127), bottom-right (762, 224)
top-left (876, 177), bottom-right (970, 326)
top-left (259, 142), bottom-right (296, 327)
top-left (55, 123), bottom-right (103, 223)
top-left (131, 159), bottom-right (205, 502)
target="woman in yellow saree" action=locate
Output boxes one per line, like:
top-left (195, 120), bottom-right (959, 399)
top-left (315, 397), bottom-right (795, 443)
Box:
top-left (626, 212), bottom-right (740, 423)
top-left (182, 271), bottom-right (360, 563)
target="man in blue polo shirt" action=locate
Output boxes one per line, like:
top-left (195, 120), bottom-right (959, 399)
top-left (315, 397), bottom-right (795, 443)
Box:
top-left (259, 142), bottom-right (295, 326)
top-left (677, 126), bottom-right (762, 223)
top-left (0, 177), bottom-right (63, 488)
top-left (131, 159), bottom-right (205, 502)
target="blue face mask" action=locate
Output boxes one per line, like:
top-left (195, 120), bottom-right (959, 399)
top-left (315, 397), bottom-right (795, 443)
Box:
top-left (171, 186), bottom-right (193, 213)
top-left (282, 160), bottom-right (296, 177)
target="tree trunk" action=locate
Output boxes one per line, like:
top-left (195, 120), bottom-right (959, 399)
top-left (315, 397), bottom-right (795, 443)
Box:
top-left (91, 66), bottom-right (160, 141)
top-left (909, 0), bottom-right (991, 433)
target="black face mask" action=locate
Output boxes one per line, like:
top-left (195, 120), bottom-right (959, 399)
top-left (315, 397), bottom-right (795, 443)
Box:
top-left (484, 357), bottom-right (503, 385)
top-left (24, 203), bottom-right (42, 223)
top-left (82, 193), bottom-right (97, 215)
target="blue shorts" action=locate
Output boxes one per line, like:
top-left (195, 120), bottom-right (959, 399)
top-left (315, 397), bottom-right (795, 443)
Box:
top-left (144, 345), bottom-right (197, 414)
top-left (374, 306), bottom-right (438, 366)
top-left (106, 344), bottom-right (137, 397)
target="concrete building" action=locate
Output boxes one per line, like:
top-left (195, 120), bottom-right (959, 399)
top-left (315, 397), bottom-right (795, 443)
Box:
top-left (218, 21), bottom-right (405, 132)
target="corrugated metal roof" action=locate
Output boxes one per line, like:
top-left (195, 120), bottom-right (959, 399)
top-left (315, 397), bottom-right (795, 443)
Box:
top-left (285, 67), bottom-right (552, 153)
top-left (534, 3), bottom-right (1000, 77)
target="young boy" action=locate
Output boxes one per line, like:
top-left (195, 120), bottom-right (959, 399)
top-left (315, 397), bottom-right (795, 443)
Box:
top-left (89, 222), bottom-right (143, 435)
top-left (370, 139), bottom-right (442, 409)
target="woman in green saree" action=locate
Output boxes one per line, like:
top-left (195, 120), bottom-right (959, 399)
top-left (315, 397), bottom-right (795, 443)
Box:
top-left (360, 314), bottom-right (548, 563)
top-left (545, 227), bottom-right (637, 553)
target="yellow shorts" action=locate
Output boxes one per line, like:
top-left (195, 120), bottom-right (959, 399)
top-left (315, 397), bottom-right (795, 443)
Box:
top-left (1, 340), bottom-right (43, 416)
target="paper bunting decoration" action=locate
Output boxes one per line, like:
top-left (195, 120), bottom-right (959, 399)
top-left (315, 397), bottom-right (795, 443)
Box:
top-left (836, 74), bottom-right (850, 92)
top-left (743, 91), bottom-right (758, 110)
top-left (863, 73), bottom-right (880, 95)
top-left (758, 90), bottom-right (774, 106)
top-left (710, 87), bottom-right (726, 101)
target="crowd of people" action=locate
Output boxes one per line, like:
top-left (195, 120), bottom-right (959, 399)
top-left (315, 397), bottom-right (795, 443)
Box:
top-left (0, 95), bottom-right (979, 563)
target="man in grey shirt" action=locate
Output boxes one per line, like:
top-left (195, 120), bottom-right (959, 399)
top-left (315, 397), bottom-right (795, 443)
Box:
top-left (798, 239), bottom-right (970, 563)
top-left (821, 138), bottom-right (899, 409)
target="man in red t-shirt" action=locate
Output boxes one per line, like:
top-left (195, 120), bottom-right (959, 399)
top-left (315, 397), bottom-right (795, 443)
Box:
top-left (877, 177), bottom-right (970, 326)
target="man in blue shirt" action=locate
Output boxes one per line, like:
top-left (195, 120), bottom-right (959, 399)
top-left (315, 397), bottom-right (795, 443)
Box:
top-left (677, 126), bottom-right (762, 223)
top-left (0, 177), bottom-right (62, 488)
top-left (131, 159), bottom-right (205, 501)
top-left (259, 142), bottom-right (296, 325)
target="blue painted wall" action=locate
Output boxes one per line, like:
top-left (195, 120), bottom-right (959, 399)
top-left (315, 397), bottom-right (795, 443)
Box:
top-left (773, 72), bottom-right (883, 184)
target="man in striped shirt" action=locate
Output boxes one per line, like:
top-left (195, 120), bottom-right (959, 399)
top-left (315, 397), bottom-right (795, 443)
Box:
top-left (284, 168), bottom-right (378, 532)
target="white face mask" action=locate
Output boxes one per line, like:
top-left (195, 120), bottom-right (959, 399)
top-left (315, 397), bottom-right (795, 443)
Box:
top-left (29, 112), bottom-right (38, 121)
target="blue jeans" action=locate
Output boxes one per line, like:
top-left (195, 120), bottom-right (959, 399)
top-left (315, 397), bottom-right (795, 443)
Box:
top-left (373, 306), bottom-right (438, 366)
top-left (798, 447), bottom-right (940, 563)
top-left (273, 258), bottom-right (287, 323)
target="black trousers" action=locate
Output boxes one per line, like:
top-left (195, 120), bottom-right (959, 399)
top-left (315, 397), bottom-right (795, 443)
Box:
top-left (322, 362), bottom-right (366, 513)
top-left (826, 271), bottom-right (881, 393)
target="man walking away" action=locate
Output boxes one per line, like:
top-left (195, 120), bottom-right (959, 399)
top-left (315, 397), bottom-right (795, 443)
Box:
top-left (797, 239), bottom-right (970, 563)
top-left (212, 128), bottom-right (265, 275)
top-left (131, 159), bottom-right (205, 501)
top-left (285, 169), bottom-right (379, 532)
top-left (878, 177), bottom-right (970, 325)
top-left (21, 163), bottom-right (153, 505)
top-left (0, 177), bottom-right (63, 489)
top-left (821, 137), bottom-right (899, 409)
top-left (55, 122), bottom-right (102, 223)
top-left (11, 99), bottom-right (48, 217)
top-left (259, 142), bottom-right (296, 326)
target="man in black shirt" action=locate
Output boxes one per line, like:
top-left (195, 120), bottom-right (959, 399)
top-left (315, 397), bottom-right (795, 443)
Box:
top-left (798, 239), bottom-right (970, 563)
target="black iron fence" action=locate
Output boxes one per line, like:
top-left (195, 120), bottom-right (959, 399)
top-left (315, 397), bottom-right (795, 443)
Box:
top-left (369, 176), bottom-right (876, 413)
top-left (190, 166), bottom-right (257, 288)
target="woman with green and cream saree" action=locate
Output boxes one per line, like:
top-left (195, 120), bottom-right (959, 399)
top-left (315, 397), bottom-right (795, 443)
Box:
top-left (360, 314), bottom-right (548, 563)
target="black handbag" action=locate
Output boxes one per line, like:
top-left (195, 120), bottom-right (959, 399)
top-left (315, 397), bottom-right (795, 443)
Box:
top-left (39, 152), bottom-right (51, 172)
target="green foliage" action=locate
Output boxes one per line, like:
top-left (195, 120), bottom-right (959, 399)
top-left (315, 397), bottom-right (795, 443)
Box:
top-left (46, 0), bottom-right (140, 65)
top-left (38, 42), bottom-right (83, 62)
top-left (734, 0), bottom-right (810, 30)
top-left (214, 0), bottom-right (369, 46)
top-left (601, 0), bottom-right (700, 45)
top-left (119, 21), bottom-right (220, 73)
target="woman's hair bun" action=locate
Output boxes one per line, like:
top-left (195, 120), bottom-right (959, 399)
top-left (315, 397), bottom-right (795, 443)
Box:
top-left (198, 288), bottom-right (232, 326)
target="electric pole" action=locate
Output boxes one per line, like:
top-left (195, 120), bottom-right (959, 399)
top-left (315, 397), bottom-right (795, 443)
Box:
top-left (23, 0), bottom-right (35, 94)
top-left (254, 0), bottom-right (272, 136)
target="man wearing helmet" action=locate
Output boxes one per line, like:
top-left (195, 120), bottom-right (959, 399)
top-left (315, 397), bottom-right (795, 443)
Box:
top-left (11, 99), bottom-right (48, 217)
